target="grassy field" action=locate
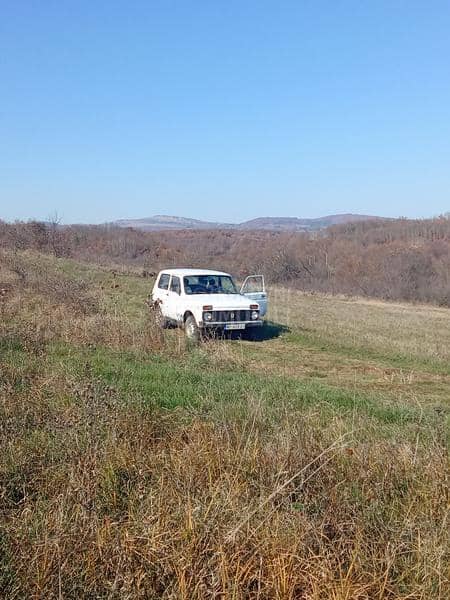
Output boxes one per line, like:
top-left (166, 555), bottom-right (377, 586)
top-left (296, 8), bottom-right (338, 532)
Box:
top-left (1, 250), bottom-right (449, 599)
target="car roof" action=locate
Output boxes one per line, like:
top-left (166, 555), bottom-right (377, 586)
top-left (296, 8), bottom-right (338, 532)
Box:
top-left (158, 268), bottom-right (232, 277)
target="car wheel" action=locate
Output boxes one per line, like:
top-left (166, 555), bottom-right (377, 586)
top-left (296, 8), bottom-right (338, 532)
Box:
top-left (184, 314), bottom-right (200, 344)
top-left (154, 305), bottom-right (168, 329)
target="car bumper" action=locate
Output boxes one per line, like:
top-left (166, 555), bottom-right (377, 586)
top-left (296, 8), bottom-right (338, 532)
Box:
top-left (200, 320), bottom-right (263, 329)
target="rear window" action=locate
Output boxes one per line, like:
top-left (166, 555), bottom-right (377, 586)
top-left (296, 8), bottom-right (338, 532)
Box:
top-left (158, 273), bottom-right (170, 290)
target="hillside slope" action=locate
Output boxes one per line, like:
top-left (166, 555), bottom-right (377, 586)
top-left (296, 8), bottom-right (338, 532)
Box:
top-left (1, 250), bottom-right (449, 598)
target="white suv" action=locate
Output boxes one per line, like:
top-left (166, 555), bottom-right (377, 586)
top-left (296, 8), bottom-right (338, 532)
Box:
top-left (151, 268), bottom-right (268, 342)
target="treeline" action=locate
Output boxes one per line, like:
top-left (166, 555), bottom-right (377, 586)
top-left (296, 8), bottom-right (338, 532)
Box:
top-left (1, 216), bottom-right (450, 306)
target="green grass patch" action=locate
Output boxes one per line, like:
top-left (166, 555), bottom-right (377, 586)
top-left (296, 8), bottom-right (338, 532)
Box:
top-left (39, 342), bottom-right (437, 431)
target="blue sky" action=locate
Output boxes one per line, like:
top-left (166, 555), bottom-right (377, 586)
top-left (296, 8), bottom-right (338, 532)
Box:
top-left (1, 1), bottom-right (450, 224)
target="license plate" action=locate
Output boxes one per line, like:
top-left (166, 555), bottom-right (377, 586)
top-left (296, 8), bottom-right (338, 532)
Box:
top-left (225, 323), bottom-right (246, 330)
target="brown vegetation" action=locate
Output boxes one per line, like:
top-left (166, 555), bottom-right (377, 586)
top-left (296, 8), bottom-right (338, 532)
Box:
top-left (2, 381), bottom-right (448, 598)
top-left (1, 216), bottom-right (450, 306)
top-left (0, 250), bottom-right (173, 355)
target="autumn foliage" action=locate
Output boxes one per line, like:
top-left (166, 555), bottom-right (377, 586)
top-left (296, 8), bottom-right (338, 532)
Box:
top-left (1, 216), bottom-right (449, 305)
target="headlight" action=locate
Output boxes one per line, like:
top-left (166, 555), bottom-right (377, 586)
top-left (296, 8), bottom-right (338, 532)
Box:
top-left (251, 310), bottom-right (259, 320)
top-left (204, 312), bottom-right (213, 321)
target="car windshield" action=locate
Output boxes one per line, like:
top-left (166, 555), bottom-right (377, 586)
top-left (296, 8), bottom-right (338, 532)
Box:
top-left (183, 274), bottom-right (238, 295)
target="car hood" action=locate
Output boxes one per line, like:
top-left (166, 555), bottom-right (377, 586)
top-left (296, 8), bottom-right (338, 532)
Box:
top-left (186, 294), bottom-right (258, 310)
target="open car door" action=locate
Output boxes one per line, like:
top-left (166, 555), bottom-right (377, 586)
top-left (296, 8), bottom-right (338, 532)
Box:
top-left (240, 275), bottom-right (268, 317)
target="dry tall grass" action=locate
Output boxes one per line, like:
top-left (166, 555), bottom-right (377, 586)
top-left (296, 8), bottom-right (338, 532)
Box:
top-left (1, 370), bottom-right (448, 599)
top-left (0, 250), bottom-right (182, 355)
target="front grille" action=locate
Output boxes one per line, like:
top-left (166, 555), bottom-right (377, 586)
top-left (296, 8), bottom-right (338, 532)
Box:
top-left (210, 310), bottom-right (251, 322)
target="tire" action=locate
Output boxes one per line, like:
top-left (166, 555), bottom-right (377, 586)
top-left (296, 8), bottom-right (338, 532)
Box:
top-left (184, 314), bottom-right (200, 345)
top-left (154, 305), bottom-right (168, 329)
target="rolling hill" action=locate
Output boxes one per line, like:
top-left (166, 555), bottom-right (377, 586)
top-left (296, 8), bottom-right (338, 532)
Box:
top-left (114, 213), bottom-right (383, 231)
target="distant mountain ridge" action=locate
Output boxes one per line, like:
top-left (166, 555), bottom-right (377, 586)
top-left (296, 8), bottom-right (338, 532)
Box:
top-left (114, 213), bottom-right (384, 232)
top-left (114, 215), bottom-right (224, 230)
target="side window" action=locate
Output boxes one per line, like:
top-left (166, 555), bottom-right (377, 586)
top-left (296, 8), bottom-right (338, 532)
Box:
top-left (170, 275), bottom-right (181, 295)
top-left (158, 273), bottom-right (170, 290)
